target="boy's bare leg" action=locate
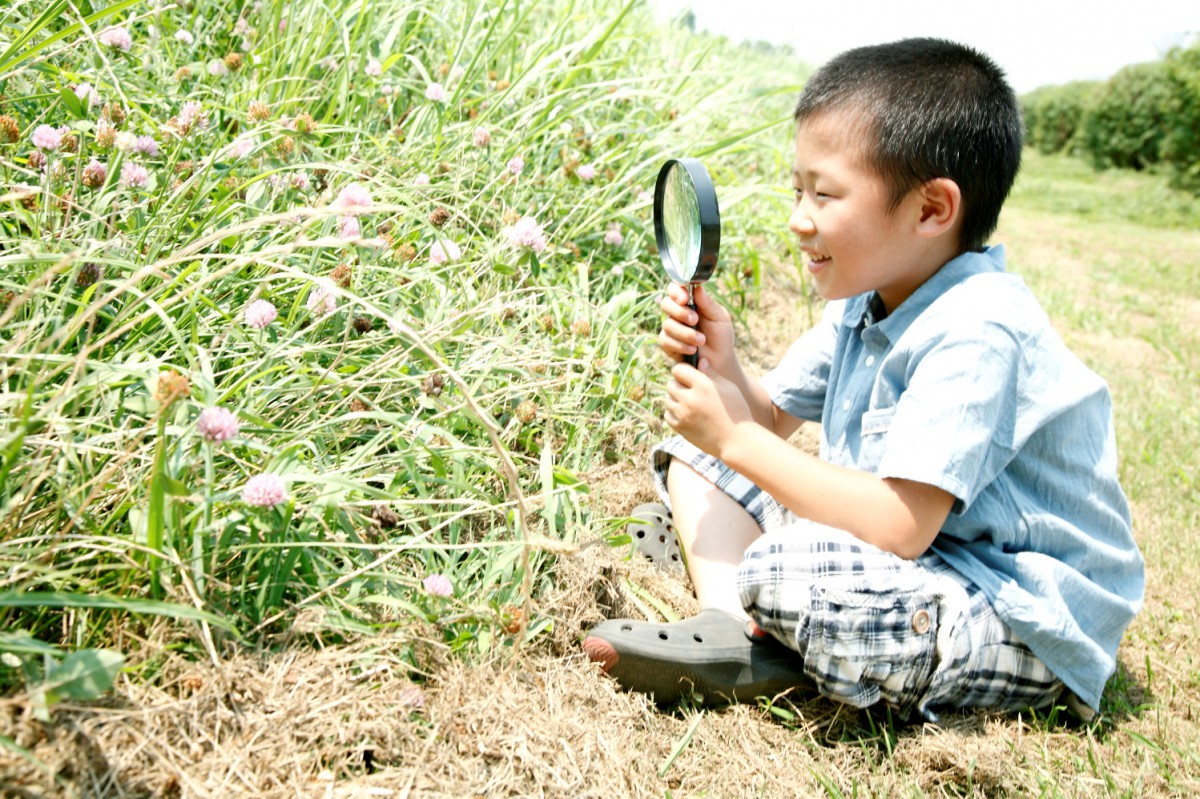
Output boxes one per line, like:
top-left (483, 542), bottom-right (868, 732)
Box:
top-left (667, 459), bottom-right (762, 621)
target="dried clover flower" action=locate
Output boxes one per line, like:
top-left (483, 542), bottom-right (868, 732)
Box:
top-left (247, 100), bottom-right (270, 122)
top-left (155, 370), bottom-right (191, 407)
top-left (76, 263), bottom-right (101, 287)
top-left (330, 263), bottom-right (352, 288)
top-left (421, 373), bottom-right (445, 396)
top-left (515, 400), bottom-right (537, 423)
top-left (0, 115), bottom-right (19, 144)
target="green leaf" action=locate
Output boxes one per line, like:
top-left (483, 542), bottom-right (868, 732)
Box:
top-left (0, 591), bottom-right (238, 631)
top-left (0, 630), bottom-right (61, 658)
top-left (30, 687), bottom-right (53, 723)
top-left (163, 475), bottom-right (190, 497)
top-left (59, 85), bottom-right (84, 118)
top-left (552, 465), bottom-right (587, 489)
top-left (122, 396), bottom-right (157, 415)
top-left (44, 649), bottom-right (124, 700)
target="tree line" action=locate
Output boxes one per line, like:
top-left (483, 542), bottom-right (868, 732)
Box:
top-left (1021, 38), bottom-right (1200, 192)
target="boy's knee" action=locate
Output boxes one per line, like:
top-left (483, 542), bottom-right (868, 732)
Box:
top-left (736, 528), bottom-right (839, 630)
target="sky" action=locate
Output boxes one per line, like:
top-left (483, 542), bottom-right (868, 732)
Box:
top-left (646, 0), bottom-right (1198, 93)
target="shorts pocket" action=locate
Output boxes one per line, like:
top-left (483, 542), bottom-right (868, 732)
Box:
top-left (800, 585), bottom-right (939, 713)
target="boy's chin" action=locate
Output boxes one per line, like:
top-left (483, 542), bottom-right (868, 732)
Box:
top-left (813, 284), bottom-right (848, 302)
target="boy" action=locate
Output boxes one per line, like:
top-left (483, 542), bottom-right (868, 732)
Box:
top-left (584, 38), bottom-right (1144, 721)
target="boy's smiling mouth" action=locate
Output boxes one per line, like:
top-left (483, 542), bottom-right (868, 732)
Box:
top-left (806, 251), bottom-right (832, 270)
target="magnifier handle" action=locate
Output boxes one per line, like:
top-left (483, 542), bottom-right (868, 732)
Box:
top-left (684, 299), bottom-right (699, 368)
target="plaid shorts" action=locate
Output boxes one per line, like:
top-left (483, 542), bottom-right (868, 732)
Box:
top-left (652, 437), bottom-right (1064, 721)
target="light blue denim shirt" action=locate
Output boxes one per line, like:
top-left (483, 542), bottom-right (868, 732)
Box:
top-left (761, 245), bottom-right (1145, 710)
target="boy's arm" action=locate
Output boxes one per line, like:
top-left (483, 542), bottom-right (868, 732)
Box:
top-left (666, 363), bottom-right (951, 559)
top-left (721, 423), bottom-right (953, 558)
top-left (735, 375), bottom-right (806, 440)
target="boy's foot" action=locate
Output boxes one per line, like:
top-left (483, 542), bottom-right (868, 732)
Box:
top-left (582, 609), bottom-right (809, 705)
top-left (626, 502), bottom-right (684, 575)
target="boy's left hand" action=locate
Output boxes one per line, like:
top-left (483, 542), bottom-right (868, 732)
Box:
top-left (664, 359), bottom-right (753, 457)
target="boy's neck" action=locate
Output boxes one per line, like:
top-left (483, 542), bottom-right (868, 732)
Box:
top-left (879, 244), bottom-right (965, 314)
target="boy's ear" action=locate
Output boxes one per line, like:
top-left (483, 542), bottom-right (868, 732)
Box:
top-left (914, 178), bottom-right (962, 238)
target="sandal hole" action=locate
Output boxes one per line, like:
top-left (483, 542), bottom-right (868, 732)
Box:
top-left (658, 534), bottom-right (666, 543)
top-left (620, 624), bottom-right (632, 632)
top-left (635, 529), bottom-right (645, 539)
top-left (658, 631), bottom-right (669, 640)
top-left (693, 633), bottom-right (703, 643)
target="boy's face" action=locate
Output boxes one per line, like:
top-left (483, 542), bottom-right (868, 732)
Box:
top-left (790, 113), bottom-right (937, 312)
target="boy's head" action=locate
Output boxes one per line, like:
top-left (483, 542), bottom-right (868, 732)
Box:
top-left (794, 38), bottom-right (1021, 253)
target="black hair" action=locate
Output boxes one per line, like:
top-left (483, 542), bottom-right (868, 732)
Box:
top-left (794, 38), bottom-right (1022, 252)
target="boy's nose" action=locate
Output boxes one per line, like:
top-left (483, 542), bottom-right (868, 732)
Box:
top-left (789, 205), bottom-right (816, 237)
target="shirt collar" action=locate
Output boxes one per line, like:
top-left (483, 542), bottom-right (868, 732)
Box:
top-left (840, 245), bottom-right (1008, 340)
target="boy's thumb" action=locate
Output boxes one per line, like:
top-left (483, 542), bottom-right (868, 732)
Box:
top-left (693, 283), bottom-right (717, 312)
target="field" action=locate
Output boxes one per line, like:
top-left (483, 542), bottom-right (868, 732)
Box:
top-left (2, 1), bottom-right (1199, 796)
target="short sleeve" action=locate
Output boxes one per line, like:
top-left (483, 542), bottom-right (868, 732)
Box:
top-left (760, 300), bottom-right (845, 422)
top-left (876, 320), bottom-right (1025, 512)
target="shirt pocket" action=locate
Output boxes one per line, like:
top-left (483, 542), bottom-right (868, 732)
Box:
top-left (858, 406), bottom-right (896, 471)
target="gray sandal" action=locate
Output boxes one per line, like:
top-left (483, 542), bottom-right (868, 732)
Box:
top-left (583, 609), bottom-right (809, 705)
top-left (627, 502), bottom-right (684, 575)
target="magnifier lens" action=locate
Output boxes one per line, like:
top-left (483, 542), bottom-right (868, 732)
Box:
top-left (661, 164), bottom-right (701, 283)
top-left (653, 157), bottom-right (720, 368)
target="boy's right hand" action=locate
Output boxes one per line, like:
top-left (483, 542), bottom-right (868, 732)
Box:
top-left (658, 283), bottom-right (736, 378)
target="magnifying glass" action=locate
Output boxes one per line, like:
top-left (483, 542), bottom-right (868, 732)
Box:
top-left (653, 158), bottom-right (720, 367)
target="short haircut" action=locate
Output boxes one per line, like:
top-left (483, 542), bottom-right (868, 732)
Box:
top-left (794, 38), bottom-right (1022, 253)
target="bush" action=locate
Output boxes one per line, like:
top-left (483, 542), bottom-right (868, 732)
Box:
top-left (1021, 81), bottom-right (1098, 155)
top-left (1077, 61), bottom-right (1173, 171)
top-left (1162, 40), bottom-right (1200, 191)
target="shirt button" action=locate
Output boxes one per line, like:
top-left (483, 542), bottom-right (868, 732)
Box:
top-left (911, 609), bottom-right (932, 634)
top-left (841, 399), bottom-right (851, 412)
top-left (865, 355), bottom-right (876, 367)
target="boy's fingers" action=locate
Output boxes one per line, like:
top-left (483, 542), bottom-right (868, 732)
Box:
top-left (659, 295), bottom-right (698, 326)
top-left (658, 335), bottom-right (699, 364)
top-left (667, 282), bottom-right (691, 302)
top-left (670, 361), bottom-right (704, 386)
top-left (662, 317), bottom-right (704, 345)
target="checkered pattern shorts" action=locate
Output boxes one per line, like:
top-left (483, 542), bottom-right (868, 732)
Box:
top-left (652, 437), bottom-right (1064, 721)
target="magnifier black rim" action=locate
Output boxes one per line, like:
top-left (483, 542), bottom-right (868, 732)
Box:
top-left (653, 157), bottom-right (721, 284)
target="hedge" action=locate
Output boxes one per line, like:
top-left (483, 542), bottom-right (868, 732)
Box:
top-left (1019, 39), bottom-right (1200, 192)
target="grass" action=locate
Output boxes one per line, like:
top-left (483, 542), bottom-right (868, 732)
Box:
top-left (0, 0), bottom-right (799, 699)
top-left (2, 1), bottom-right (1200, 796)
